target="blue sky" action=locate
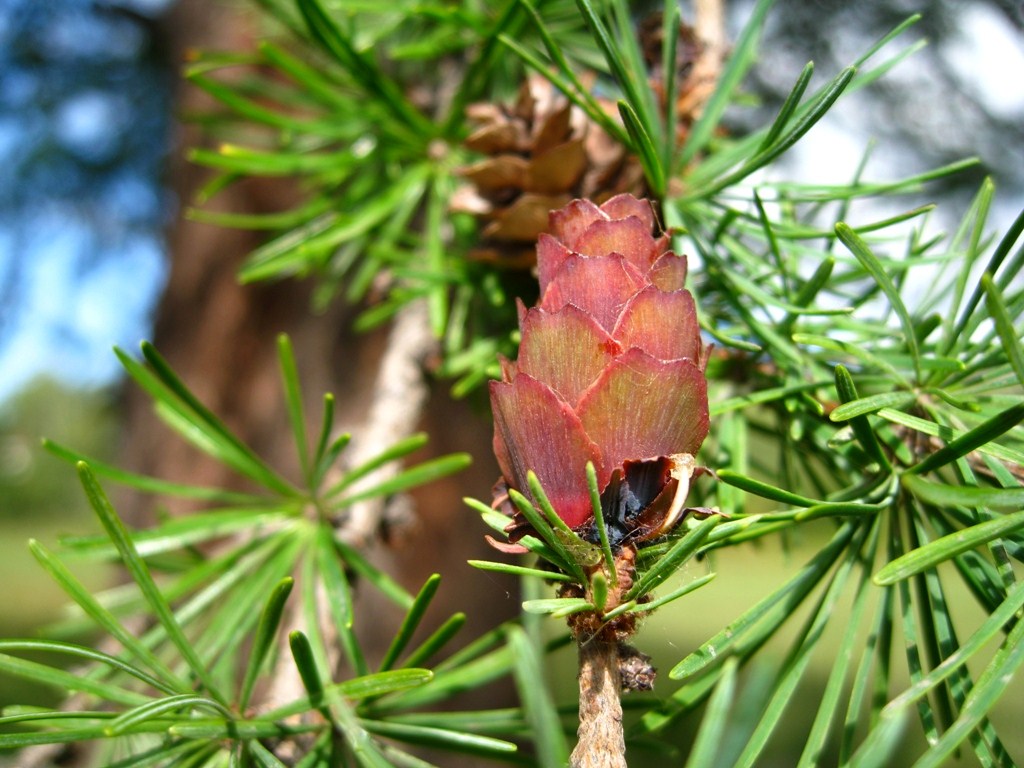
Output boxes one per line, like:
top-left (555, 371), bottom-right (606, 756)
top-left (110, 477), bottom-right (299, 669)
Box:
top-left (0, 0), bottom-right (172, 402)
top-left (0, 205), bottom-right (166, 400)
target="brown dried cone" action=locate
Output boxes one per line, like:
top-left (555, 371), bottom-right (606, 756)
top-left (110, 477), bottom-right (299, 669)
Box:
top-left (451, 75), bottom-right (645, 267)
top-left (452, 8), bottom-right (726, 267)
top-left (639, 13), bottom-right (710, 146)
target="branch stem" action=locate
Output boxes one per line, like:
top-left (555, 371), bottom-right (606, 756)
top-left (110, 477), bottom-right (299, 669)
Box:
top-left (341, 298), bottom-right (435, 544)
top-left (679, 0), bottom-right (728, 119)
top-left (565, 547), bottom-right (650, 765)
top-left (572, 637), bottom-right (627, 768)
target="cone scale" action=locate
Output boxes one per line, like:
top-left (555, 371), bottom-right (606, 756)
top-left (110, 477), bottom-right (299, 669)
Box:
top-left (488, 195), bottom-right (710, 767)
top-left (490, 194), bottom-right (708, 547)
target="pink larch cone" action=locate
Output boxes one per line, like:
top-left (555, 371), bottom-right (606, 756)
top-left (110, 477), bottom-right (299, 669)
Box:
top-left (489, 194), bottom-right (709, 549)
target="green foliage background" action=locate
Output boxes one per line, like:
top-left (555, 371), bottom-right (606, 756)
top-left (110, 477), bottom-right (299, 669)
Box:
top-left (2, 1), bottom-right (1023, 766)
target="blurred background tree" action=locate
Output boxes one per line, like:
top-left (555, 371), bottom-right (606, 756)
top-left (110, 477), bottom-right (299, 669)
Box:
top-left (0, 0), bottom-right (1022, 766)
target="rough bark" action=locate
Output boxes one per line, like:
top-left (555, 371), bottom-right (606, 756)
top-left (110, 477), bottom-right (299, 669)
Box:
top-left (572, 638), bottom-right (628, 768)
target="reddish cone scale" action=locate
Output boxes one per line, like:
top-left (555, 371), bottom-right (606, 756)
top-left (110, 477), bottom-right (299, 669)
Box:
top-left (490, 194), bottom-right (709, 547)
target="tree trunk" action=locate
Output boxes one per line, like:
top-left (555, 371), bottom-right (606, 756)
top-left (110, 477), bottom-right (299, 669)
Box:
top-left (120, 0), bottom-right (517, 715)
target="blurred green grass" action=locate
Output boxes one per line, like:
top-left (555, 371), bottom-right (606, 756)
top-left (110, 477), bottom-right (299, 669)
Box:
top-left (1, 378), bottom-right (117, 709)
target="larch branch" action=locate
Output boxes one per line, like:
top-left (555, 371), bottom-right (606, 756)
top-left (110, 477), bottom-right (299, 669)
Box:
top-left (572, 637), bottom-right (627, 768)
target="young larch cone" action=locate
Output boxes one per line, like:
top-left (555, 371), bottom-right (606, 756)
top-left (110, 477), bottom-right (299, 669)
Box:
top-left (489, 194), bottom-right (709, 549)
top-left (451, 76), bottom-right (645, 267)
